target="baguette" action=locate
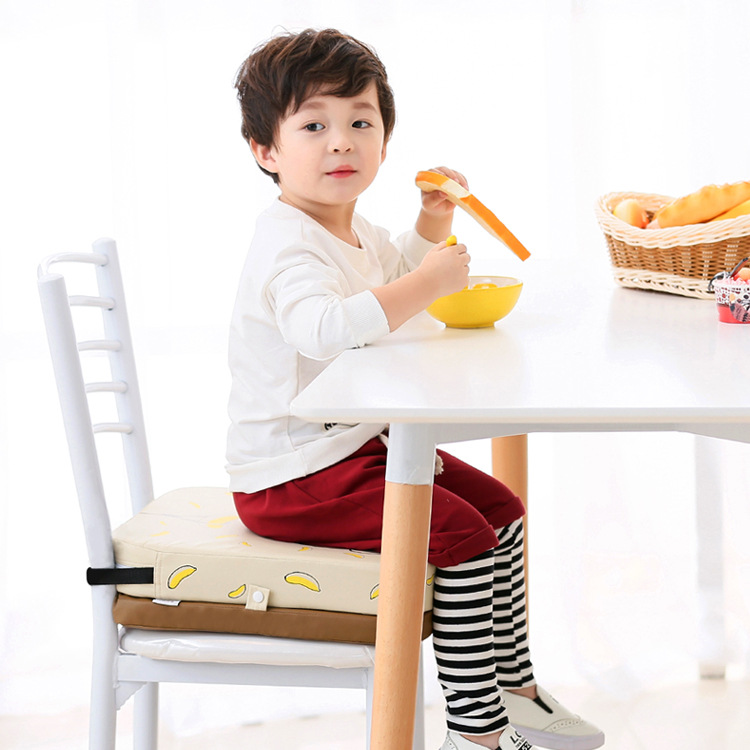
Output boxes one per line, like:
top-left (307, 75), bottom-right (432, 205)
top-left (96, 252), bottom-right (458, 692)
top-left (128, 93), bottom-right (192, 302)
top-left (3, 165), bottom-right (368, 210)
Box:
top-left (654, 181), bottom-right (750, 228)
top-left (710, 196), bottom-right (750, 222)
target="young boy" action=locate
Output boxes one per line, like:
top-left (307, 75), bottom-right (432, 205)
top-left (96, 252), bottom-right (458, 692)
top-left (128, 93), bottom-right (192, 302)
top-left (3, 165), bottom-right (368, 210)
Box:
top-left (227, 28), bottom-right (603, 750)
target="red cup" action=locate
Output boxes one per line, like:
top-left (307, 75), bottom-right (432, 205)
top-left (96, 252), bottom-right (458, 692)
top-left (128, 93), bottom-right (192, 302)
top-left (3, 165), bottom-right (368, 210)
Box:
top-left (713, 277), bottom-right (750, 324)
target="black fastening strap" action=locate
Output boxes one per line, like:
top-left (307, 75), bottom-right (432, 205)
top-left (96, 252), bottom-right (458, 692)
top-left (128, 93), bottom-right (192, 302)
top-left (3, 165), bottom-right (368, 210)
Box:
top-left (86, 567), bottom-right (154, 586)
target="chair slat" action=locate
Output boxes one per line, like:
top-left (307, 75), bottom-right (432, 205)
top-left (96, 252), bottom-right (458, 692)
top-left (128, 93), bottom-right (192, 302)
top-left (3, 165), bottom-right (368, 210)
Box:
top-left (93, 422), bottom-right (134, 434)
top-left (70, 295), bottom-right (115, 309)
top-left (86, 381), bottom-right (128, 394)
top-left (37, 251), bottom-right (108, 276)
top-left (79, 339), bottom-right (122, 352)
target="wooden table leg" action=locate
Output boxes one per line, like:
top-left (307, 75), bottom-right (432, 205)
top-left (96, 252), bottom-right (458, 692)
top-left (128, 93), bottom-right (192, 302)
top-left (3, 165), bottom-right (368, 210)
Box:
top-left (370, 480), bottom-right (433, 750)
top-left (492, 435), bottom-right (529, 610)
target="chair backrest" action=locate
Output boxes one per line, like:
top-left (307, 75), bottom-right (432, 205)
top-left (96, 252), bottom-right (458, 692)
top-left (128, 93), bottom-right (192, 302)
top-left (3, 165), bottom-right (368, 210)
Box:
top-left (37, 238), bottom-right (154, 570)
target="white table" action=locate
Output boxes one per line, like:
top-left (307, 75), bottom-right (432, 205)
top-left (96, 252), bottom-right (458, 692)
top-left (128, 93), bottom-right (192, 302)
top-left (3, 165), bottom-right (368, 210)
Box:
top-left (291, 259), bottom-right (750, 750)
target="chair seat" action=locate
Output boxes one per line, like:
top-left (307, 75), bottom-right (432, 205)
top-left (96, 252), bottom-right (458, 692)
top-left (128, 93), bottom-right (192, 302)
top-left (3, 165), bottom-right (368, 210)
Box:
top-left (120, 628), bottom-right (376, 667)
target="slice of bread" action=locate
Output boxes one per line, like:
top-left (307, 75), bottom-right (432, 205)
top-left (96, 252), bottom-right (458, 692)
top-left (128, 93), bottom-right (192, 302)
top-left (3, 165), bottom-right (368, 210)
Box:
top-left (415, 171), bottom-right (530, 260)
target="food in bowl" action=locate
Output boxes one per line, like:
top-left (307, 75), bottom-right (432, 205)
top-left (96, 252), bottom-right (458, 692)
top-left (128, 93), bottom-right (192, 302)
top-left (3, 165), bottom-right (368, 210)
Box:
top-left (426, 276), bottom-right (523, 329)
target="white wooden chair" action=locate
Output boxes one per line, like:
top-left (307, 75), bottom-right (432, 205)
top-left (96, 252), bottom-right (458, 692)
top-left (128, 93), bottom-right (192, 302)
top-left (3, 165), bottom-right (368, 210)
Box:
top-left (37, 238), bottom-right (427, 750)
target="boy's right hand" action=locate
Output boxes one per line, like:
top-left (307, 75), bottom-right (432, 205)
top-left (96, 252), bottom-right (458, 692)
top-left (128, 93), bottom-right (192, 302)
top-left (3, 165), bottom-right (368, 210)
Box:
top-left (416, 239), bottom-right (471, 299)
top-left (371, 238), bottom-right (470, 332)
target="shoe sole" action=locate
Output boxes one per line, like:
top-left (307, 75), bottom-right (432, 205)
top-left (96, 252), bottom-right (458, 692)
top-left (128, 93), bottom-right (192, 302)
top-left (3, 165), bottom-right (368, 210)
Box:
top-left (514, 726), bottom-right (605, 750)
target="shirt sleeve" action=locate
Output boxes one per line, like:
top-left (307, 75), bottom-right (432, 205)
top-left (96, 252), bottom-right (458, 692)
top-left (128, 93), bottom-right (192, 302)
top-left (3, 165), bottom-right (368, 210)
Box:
top-left (263, 251), bottom-right (390, 361)
top-left (393, 228), bottom-right (435, 273)
top-left (376, 227), bottom-right (434, 283)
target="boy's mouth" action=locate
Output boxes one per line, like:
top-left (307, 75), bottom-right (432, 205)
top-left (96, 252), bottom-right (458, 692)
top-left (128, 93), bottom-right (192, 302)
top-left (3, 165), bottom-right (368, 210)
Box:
top-left (326, 166), bottom-right (356, 178)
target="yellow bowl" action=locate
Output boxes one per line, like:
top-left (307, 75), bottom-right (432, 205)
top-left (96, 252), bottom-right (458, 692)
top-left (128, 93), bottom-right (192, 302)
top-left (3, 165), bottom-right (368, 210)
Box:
top-left (426, 276), bottom-right (523, 328)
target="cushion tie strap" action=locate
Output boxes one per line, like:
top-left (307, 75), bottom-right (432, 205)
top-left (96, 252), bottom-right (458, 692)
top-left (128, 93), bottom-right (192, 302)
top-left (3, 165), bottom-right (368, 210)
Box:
top-left (87, 567), bottom-right (154, 586)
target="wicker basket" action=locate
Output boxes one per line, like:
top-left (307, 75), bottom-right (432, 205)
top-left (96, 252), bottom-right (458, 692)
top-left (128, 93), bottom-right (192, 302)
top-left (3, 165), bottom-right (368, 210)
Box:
top-left (595, 191), bottom-right (750, 299)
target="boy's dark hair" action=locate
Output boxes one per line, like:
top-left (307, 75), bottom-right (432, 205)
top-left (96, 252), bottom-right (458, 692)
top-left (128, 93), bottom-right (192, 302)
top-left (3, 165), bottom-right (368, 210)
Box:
top-left (235, 28), bottom-right (396, 183)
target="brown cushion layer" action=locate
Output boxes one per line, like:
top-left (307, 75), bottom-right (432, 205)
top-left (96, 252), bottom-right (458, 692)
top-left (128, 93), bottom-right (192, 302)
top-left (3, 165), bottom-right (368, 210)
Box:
top-left (114, 594), bottom-right (432, 646)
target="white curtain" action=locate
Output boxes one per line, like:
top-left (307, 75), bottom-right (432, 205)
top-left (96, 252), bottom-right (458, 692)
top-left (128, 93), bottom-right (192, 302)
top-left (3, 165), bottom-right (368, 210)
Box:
top-left (2, 0), bottom-right (749, 735)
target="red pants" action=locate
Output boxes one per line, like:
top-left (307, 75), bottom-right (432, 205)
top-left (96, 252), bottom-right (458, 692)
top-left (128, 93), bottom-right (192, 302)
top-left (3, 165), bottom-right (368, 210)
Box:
top-left (234, 437), bottom-right (525, 568)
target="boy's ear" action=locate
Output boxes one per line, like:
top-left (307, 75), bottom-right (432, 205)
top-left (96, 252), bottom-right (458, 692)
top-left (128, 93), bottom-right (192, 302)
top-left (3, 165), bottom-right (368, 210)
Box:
top-left (380, 141), bottom-right (388, 164)
top-left (250, 139), bottom-right (279, 175)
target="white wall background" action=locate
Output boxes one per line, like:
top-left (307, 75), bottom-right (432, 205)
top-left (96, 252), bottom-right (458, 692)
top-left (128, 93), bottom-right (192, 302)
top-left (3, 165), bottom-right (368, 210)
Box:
top-left (2, 0), bottom-right (750, 737)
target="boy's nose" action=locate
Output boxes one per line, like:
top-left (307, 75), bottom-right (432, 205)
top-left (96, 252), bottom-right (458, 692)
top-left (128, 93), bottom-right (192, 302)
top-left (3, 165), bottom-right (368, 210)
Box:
top-left (329, 129), bottom-right (353, 153)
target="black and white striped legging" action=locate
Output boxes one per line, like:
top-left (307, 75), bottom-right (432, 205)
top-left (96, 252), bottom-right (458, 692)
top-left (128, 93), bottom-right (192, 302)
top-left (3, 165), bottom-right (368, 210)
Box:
top-left (432, 519), bottom-right (535, 735)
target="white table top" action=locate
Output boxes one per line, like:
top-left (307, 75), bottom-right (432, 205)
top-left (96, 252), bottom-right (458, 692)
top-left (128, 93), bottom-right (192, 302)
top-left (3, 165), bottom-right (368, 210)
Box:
top-left (292, 260), bottom-right (750, 439)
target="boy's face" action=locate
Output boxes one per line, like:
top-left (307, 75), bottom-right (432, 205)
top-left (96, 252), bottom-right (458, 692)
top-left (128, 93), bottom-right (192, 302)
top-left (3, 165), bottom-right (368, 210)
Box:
top-left (252, 82), bottom-right (387, 215)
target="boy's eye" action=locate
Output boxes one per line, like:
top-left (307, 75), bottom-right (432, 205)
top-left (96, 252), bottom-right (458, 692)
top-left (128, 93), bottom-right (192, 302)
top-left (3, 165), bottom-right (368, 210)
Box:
top-left (352, 120), bottom-right (371, 129)
top-left (304, 122), bottom-right (324, 132)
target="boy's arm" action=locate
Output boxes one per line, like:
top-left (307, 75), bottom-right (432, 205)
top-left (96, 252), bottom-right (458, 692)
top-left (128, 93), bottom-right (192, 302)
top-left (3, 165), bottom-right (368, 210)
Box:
top-left (372, 166), bottom-right (471, 331)
top-left (266, 251), bottom-right (392, 361)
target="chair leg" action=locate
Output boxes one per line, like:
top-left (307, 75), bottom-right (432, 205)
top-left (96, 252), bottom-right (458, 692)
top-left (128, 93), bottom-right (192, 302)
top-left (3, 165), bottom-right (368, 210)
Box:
top-left (412, 647), bottom-right (426, 750)
top-left (695, 436), bottom-right (727, 679)
top-left (89, 589), bottom-right (119, 750)
top-left (133, 682), bottom-right (159, 750)
top-left (366, 666), bottom-right (375, 750)
top-left (88, 682), bottom-right (117, 750)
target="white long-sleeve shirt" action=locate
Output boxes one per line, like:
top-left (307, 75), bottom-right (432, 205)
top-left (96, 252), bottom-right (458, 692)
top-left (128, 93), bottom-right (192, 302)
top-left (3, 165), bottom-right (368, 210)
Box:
top-left (225, 199), bottom-right (433, 493)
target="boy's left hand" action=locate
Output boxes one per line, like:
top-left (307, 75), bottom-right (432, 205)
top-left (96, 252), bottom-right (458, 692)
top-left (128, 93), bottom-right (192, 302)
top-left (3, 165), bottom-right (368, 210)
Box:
top-left (419, 166), bottom-right (468, 216)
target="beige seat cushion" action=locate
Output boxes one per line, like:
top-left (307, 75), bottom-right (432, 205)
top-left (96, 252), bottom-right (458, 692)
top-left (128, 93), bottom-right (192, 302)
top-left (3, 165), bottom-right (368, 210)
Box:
top-left (113, 487), bottom-right (435, 618)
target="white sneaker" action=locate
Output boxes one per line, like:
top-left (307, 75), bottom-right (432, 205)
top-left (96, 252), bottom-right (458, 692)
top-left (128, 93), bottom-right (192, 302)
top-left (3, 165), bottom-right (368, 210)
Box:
top-left (440, 728), bottom-right (539, 750)
top-left (502, 687), bottom-right (605, 750)
top-left (498, 728), bottom-right (540, 750)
